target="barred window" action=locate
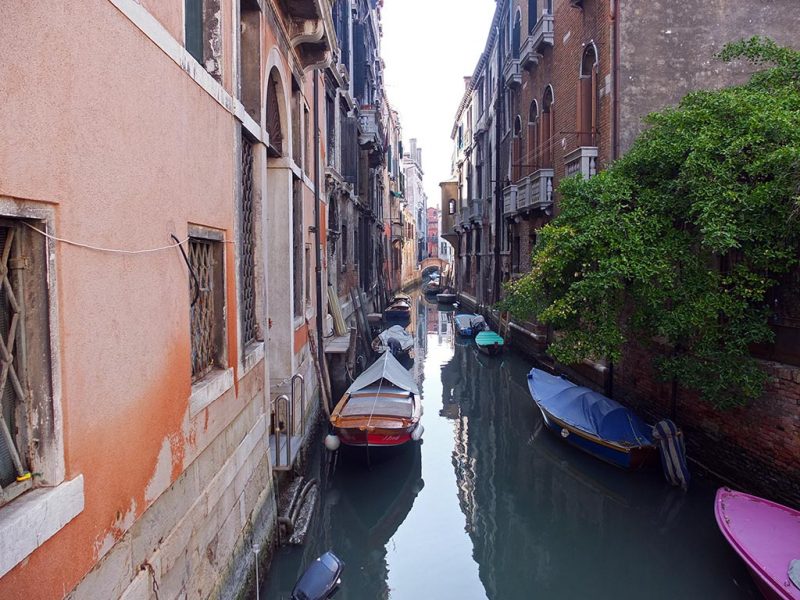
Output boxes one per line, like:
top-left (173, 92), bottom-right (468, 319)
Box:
top-left (189, 231), bottom-right (226, 382)
top-left (239, 136), bottom-right (258, 348)
top-left (292, 179), bottom-right (303, 317)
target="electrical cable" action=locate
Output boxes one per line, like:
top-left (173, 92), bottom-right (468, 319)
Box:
top-left (24, 223), bottom-right (189, 255)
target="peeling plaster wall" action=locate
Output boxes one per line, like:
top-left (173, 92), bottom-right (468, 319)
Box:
top-left (0, 1), bottom-right (280, 598)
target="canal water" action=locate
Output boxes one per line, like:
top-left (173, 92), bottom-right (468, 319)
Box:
top-left (261, 295), bottom-right (759, 599)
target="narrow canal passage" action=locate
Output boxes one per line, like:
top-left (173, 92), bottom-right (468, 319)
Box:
top-left (262, 294), bottom-right (758, 599)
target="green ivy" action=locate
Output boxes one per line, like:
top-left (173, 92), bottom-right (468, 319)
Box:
top-left (502, 38), bottom-right (800, 409)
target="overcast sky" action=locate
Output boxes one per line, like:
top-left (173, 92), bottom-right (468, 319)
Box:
top-left (381, 0), bottom-right (496, 209)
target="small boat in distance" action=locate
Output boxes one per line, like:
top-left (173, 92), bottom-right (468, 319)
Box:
top-left (372, 325), bottom-right (413, 358)
top-left (715, 488), bottom-right (800, 600)
top-left (527, 368), bottom-right (658, 470)
top-left (475, 331), bottom-right (505, 356)
top-left (330, 351), bottom-right (423, 449)
top-left (436, 292), bottom-right (457, 304)
top-left (383, 294), bottom-right (412, 325)
top-left (453, 313), bottom-right (487, 337)
top-left (422, 277), bottom-right (441, 295)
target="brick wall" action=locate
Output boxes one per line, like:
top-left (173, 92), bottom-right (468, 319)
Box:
top-left (615, 341), bottom-right (800, 507)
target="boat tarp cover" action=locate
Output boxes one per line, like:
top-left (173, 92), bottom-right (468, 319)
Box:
top-left (341, 395), bottom-right (413, 418)
top-left (346, 351), bottom-right (420, 396)
top-left (454, 314), bottom-right (485, 329)
top-left (528, 368), bottom-right (653, 446)
top-left (476, 331), bottom-right (504, 346)
top-left (374, 325), bottom-right (414, 351)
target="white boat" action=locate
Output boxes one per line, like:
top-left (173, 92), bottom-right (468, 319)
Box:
top-left (372, 325), bottom-right (414, 357)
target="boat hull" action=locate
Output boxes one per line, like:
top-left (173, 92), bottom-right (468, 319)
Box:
top-left (538, 405), bottom-right (656, 470)
top-left (715, 488), bottom-right (800, 600)
top-left (436, 293), bottom-right (456, 304)
top-left (477, 343), bottom-right (503, 356)
top-left (333, 424), bottom-right (417, 448)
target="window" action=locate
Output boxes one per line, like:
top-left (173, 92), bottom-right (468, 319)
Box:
top-left (528, 101), bottom-right (540, 173)
top-left (528, 0), bottom-right (537, 32)
top-left (184, 0), bottom-right (222, 81)
top-left (512, 115), bottom-right (522, 181)
top-left (239, 133), bottom-right (258, 349)
top-left (292, 179), bottom-right (303, 317)
top-left (266, 69), bottom-right (284, 157)
top-left (512, 10), bottom-right (521, 58)
top-left (341, 223), bottom-right (348, 273)
top-left (449, 199), bottom-right (456, 215)
top-left (579, 45), bottom-right (599, 147)
top-left (541, 86), bottom-right (554, 168)
top-left (189, 229), bottom-right (226, 382)
top-left (239, 0), bottom-right (262, 121)
top-left (0, 219), bottom-right (55, 503)
top-left (305, 245), bottom-right (312, 308)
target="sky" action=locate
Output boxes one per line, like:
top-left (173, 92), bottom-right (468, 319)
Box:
top-left (381, 0), bottom-right (497, 210)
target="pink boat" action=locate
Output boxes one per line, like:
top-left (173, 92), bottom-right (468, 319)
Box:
top-left (715, 488), bottom-right (800, 600)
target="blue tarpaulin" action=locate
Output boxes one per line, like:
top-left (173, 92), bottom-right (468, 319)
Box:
top-left (528, 368), bottom-right (654, 447)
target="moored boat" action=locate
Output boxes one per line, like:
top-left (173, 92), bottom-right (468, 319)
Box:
top-left (436, 292), bottom-right (457, 304)
top-left (527, 368), bottom-right (658, 470)
top-left (453, 313), bottom-right (487, 337)
top-left (372, 325), bottom-right (414, 358)
top-left (383, 294), bottom-right (411, 325)
top-left (715, 487), bottom-right (800, 600)
top-left (475, 331), bottom-right (505, 356)
top-left (423, 278), bottom-right (441, 295)
top-left (330, 351), bottom-right (423, 448)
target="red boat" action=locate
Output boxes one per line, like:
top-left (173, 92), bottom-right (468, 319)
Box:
top-left (330, 351), bottom-right (423, 448)
top-left (715, 488), bottom-right (800, 600)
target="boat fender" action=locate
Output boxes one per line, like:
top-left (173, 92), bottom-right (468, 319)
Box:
top-left (653, 420), bottom-right (690, 490)
top-left (324, 434), bottom-right (341, 451)
top-left (411, 423), bottom-right (425, 441)
top-left (560, 428), bottom-right (569, 438)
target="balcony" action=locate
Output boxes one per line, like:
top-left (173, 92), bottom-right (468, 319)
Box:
top-left (564, 146), bottom-right (598, 179)
top-left (528, 168), bottom-right (554, 208)
top-left (521, 15), bottom-right (553, 69)
top-left (358, 106), bottom-right (384, 151)
top-left (469, 198), bottom-right (482, 223)
top-left (503, 185), bottom-right (518, 215)
top-left (503, 58), bottom-right (522, 88)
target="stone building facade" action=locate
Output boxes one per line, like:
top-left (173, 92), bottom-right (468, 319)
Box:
top-left (443, 0), bottom-right (800, 505)
top-left (0, 0), bottom-right (419, 598)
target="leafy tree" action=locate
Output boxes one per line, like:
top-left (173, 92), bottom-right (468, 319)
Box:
top-left (502, 38), bottom-right (800, 408)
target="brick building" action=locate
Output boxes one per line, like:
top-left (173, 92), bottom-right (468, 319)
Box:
top-left (442, 0), bottom-right (800, 505)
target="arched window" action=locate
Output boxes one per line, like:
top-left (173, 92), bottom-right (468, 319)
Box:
top-left (266, 68), bottom-right (285, 157)
top-left (527, 100), bottom-right (539, 173)
top-left (579, 44), bottom-right (599, 147)
top-left (528, 0), bottom-right (537, 33)
top-left (512, 10), bottom-right (521, 59)
top-left (512, 115), bottom-right (523, 181)
top-left (541, 86), bottom-right (554, 168)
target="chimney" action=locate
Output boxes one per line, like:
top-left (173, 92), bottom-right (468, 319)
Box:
top-left (464, 76), bottom-right (472, 91)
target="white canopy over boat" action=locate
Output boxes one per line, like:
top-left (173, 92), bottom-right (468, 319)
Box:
top-left (372, 325), bottom-right (414, 353)
top-left (346, 351), bottom-right (420, 396)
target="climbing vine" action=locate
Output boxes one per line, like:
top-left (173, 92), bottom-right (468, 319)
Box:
top-left (502, 38), bottom-right (800, 408)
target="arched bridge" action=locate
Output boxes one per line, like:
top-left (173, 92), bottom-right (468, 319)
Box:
top-left (420, 256), bottom-right (448, 277)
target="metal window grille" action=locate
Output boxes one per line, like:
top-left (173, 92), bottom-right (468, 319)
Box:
top-left (239, 138), bottom-right (258, 348)
top-left (190, 238), bottom-right (218, 381)
top-left (0, 225), bottom-right (29, 491)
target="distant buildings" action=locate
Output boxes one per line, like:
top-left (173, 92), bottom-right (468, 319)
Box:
top-left (442, 0), bottom-right (800, 506)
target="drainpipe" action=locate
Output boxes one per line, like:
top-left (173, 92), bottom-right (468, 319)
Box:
top-left (313, 69), bottom-right (326, 399)
top-left (611, 0), bottom-right (620, 160)
top-left (493, 23), bottom-right (504, 304)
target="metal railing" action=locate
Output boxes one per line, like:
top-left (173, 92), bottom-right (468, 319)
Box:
top-left (271, 374), bottom-right (306, 471)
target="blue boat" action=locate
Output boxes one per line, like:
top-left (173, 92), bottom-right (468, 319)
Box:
top-left (453, 313), bottom-right (487, 337)
top-left (527, 368), bottom-right (657, 470)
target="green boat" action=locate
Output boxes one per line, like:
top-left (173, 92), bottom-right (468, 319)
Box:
top-left (475, 331), bottom-right (505, 356)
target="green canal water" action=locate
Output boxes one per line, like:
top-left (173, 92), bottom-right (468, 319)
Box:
top-left (260, 296), bottom-right (758, 599)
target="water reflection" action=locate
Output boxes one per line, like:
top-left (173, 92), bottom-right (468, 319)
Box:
top-left (262, 292), bottom-right (757, 599)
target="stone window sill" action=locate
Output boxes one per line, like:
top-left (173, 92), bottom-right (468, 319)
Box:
top-left (241, 341), bottom-right (265, 378)
top-left (0, 475), bottom-right (84, 578)
top-left (190, 367), bottom-right (235, 417)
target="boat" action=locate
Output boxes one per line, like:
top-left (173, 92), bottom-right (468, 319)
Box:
top-left (423, 278), bottom-right (441, 295)
top-left (383, 294), bottom-right (411, 325)
top-left (372, 325), bottom-right (413, 358)
top-left (330, 351), bottom-right (423, 448)
top-left (475, 331), bottom-right (505, 356)
top-left (436, 292), bottom-right (457, 304)
top-left (527, 368), bottom-right (658, 470)
top-left (715, 487), bottom-right (800, 600)
top-left (453, 313), bottom-right (487, 337)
